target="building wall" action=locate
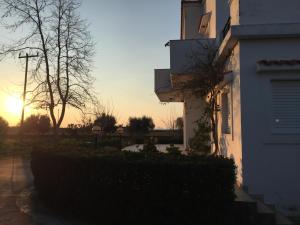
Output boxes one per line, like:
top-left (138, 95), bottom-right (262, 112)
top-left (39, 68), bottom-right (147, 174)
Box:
top-left (240, 0), bottom-right (300, 25)
top-left (218, 44), bottom-right (243, 184)
top-left (215, 0), bottom-right (230, 43)
top-left (182, 3), bottom-right (203, 39)
top-left (239, 38), bottom-right (300, 211)
top-left (183, 94), bottom-right (205, 149)
top-left (204, 0), bottom-right (216, 39)
top-left (229, 0), bottom-right (240, 25)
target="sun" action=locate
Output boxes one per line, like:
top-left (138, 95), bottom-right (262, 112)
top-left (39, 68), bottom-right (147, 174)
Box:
top-left (5, 95), bottom-right (23, 115)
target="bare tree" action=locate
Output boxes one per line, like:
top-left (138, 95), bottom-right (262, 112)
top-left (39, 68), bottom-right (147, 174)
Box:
top-left (0, 0), bottom-right (95, 133)
top-left (161, 108), bottom-right (178, 132)
top-left (183, 41), bottom-right (226, 155)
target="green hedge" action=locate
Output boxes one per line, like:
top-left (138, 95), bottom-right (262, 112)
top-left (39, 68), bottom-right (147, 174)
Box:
top-left (31, 151), bottom-right (236, 225)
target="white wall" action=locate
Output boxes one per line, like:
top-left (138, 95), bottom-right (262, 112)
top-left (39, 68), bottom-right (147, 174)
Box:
top-left (229, 0), bottom-right (240, 25)
top-left (240, 0), bottom-right (300, 25)
top-left (183, 94), bottom-right (205, 149)
top-left (182, 3), bottom-right (203, 39)
top-left (215, 0), bottom-right (230, 43)
top-left (239, 38), bottom-right (300, 211)
top-left (154, 69), bottom-right (171, 92)
top-left (218, 44), bottom-right (243, 184)
top-left (204, 0), bottom-right (216, 39)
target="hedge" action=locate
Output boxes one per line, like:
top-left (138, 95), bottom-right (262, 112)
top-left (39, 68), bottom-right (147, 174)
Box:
top-left (31, 150), bottom-right (236, 225)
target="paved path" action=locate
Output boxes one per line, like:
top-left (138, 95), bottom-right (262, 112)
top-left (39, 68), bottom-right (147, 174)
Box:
top-left (0, 156), bottom-right (38, 225)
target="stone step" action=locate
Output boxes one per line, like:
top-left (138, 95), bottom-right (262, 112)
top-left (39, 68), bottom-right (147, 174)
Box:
top-left (276, 213), bottom-right (294, 225)
top-left (252, 194), bottom-right (265, 202)
top-left (235, 187), bottom-right (295, 225)
top-left (266, 203), bottom-right (277, 211)
top-left (258, 212), bottom-right (277, 225)
top-left (235, 186), bottom-right (256, 203)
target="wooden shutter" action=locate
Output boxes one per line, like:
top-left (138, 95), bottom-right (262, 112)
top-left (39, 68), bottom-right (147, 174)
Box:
top-left (222, 93), bottom-right (231, 134)
top-left (271, 80), bottom-right (300, 134)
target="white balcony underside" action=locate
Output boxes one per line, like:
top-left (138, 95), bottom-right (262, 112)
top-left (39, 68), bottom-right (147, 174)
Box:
top-left (155, 89), bottom-right (183, 102)
top-left (154, 69), bottom-right (183, 102)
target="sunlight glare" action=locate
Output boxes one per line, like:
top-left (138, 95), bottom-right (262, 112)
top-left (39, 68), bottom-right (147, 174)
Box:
top-left (5, 95), bottom-right (23, 115)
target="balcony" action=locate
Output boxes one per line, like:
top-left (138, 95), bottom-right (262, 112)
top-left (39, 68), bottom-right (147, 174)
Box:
top-left (169, 38), bottom-right (215, 88)
top-left (154, 69), bottom-right (183, 102)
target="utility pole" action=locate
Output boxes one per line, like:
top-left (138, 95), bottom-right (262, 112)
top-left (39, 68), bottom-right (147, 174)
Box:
top-left (19, 53), bottom-right (39, 129)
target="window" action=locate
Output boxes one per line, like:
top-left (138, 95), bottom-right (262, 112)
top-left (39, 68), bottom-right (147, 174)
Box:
top-left (271, 80), bottom-right (300, 134)
top-left (221, 92), bottom-right (231, 134)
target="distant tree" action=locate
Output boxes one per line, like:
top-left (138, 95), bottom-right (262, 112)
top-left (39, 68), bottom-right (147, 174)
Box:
top-left (175, 117), bottom-right (184, 130)
top-left (161, 110), bottom-right (182, 143)
top-left (161, 109), bottom-right (177, 131)
top-left (0, 117), bottom-right (8, 137)
top-left (66, 118), bottom-right (93, 135)
top-left (94, 113), bottom-right (117, 134)
top-left (38, 115), bottom-right (51, 134)
top-left (67, 123), bottom-right (79, 136)
top-left (79, 115), bottom-right (93, 134)
top-left (23, 115), bottom-right (39, 133)
top-left (23, 115), bottom-right (51, 134)
top-left (127, 116), bottom-right (155, 134)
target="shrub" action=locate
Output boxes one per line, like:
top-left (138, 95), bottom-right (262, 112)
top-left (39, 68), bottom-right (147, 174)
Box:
top-left (189, 115), bottom-right (211, 154)
top-left (0, 117), bottom-right (8, 137)
top-left (166, 144), bottom-right (181, 155)
top-left (94, 113), bottom-right (117, 134)
top-left (141, 137), bottom-right (158, 154)
top-left (127, 116), bottom-right (155, 134)
top-left (0, 117), bottom-right (8, 148)
top-left (96, 136), bottom-right (123, 149)
top-left (23, 114), bottom-right (51, 134)
top-left (38, 115), bottom-right (51, 134)
top-left (32, 150), bottom-right (236, 225)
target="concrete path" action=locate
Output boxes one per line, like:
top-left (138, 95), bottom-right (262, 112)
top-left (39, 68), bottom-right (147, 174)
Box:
top-left (0, 156), bottom-right (37, 225)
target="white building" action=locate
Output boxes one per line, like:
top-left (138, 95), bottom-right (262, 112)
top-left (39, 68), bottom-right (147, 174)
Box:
top-left (154, 0), bottom-right (300, 214)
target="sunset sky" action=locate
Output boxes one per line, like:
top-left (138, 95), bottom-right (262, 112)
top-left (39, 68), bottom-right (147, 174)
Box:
top-left (0, 0), bottom-right (182, 128)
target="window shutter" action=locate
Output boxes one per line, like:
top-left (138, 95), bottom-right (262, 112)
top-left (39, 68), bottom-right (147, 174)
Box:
top-left (222, 93), bottom-right (231, 134)
top-left (271, 80), bottom-right (300, 134)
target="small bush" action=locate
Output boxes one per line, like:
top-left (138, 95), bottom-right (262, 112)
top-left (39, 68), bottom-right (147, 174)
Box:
top-left (0, 117), bottom-right (8, 148)
top-left (96, 136), bottom-right (123, 148)
top-left (189, 116), bottom-right (211, 154)
top-left (0, 117), bottom-right (8, 137)
top-left (166, 144), bottom-right (181, 155)
top-left (141, 137), bottom-right (158, 153)
top-left (31, 151), bottom-right (236, 225)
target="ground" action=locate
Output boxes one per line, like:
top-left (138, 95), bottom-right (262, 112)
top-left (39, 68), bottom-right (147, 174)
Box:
top-left (0, 157), bottom-right (37, 225)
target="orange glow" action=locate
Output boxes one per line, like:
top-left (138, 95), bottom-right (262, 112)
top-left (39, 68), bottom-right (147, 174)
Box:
top-left (4, 95), bottom-right (23, 115)
top-left (0, 94), bottom-right (33, 125)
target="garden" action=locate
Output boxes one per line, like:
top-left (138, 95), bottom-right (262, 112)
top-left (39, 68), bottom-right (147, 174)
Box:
top-left (0, 115), bottom-right (239, 225)
top-left (31, 149), bottom-right (236, 225)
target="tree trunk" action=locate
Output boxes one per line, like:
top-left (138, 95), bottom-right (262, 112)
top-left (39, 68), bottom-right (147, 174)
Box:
top-left (209, 96), bottom-right (219, 155)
